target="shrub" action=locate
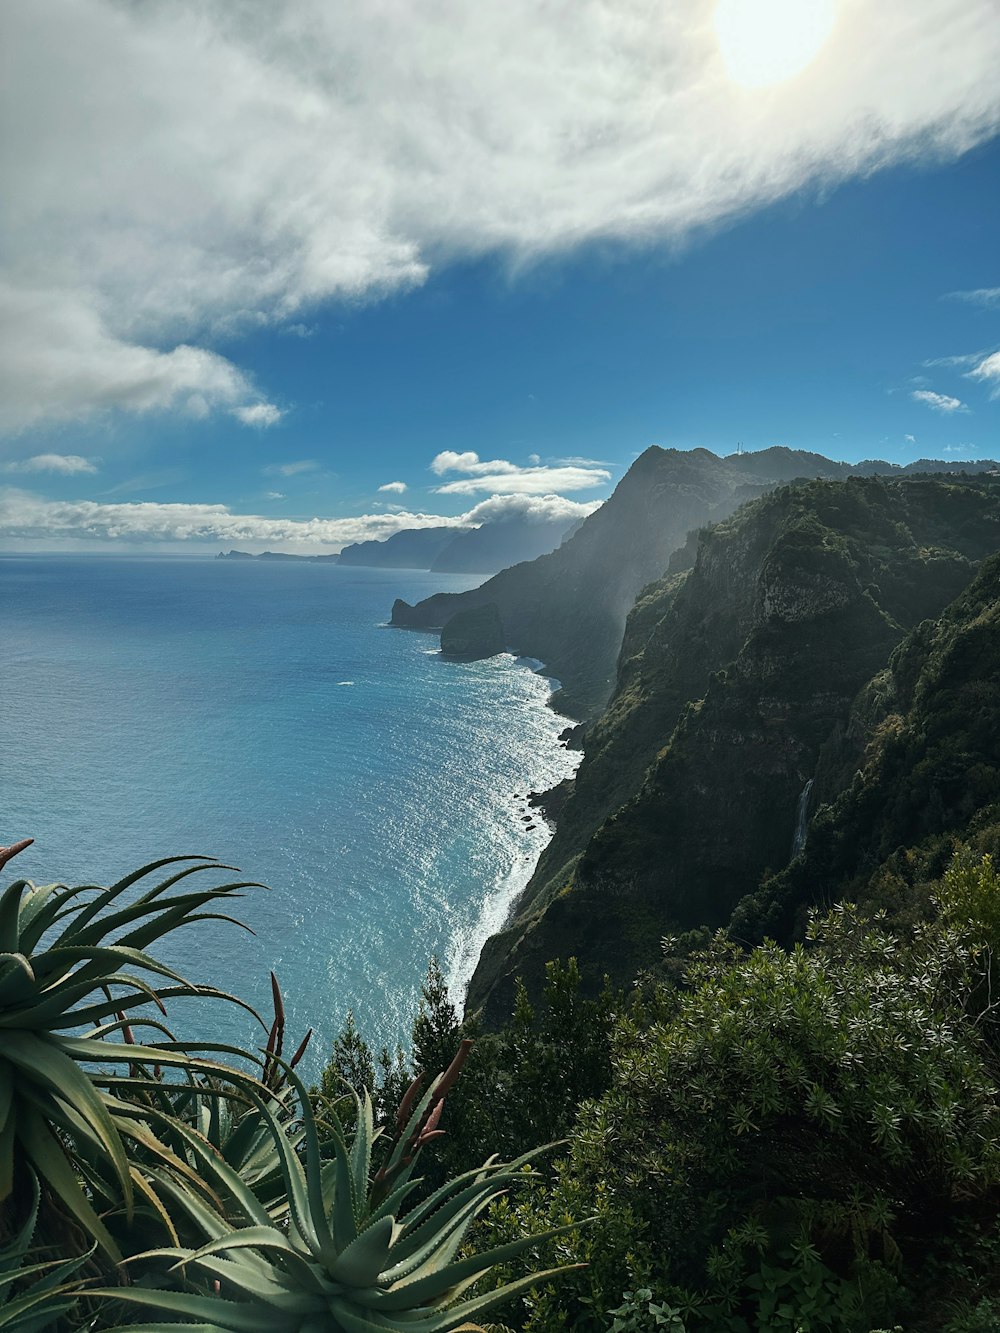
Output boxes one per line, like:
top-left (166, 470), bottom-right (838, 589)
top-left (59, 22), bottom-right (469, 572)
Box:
top-left (489, 897), bottom-right (1000, 1331)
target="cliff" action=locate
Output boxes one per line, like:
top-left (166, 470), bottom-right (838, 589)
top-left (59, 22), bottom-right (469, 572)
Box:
top-left (392, 446), bottom-right (789, 717)
top-left (430, 514), bottom-right (577, 574)
top-left (731, 548), bottom-right (1000, 942)
top-left (466, 473), bottom-right (1000, 1023)
top-left (337, 528), bottom-right (462, 568)
top-left (391, 447), bottom-right (989, 718)
top-left (440, 603), bottom-right (505, 658)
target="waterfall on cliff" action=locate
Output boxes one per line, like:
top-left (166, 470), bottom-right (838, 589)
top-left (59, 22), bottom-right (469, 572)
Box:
top-left (790, 778), bottom-right (814, 858)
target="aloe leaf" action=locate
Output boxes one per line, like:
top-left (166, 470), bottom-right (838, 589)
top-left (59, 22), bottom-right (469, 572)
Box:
top-left (387, 1263), bottom-right (583, 1331)
top-left (89, 1285), bottom-right (280, 1332)
top-left (138, 1108), bottom-right (273, 1227)
top-left (0, 953), bottom-right (36, 1007)
top-left (59, 856), bottom-right (215, 939)
top-left (128, 1169), bottom-right (181, 1247)
top-left (241, 1081), bottom-right (327, 1263)
top-left (27, 943), bottom-right (193, 991)
top-left (393, 1160), bottom-right (511, 1238)
top-left (377, 1189), bottom-right (505, 1289)
top-left (143, 1170), bottom-right (232, 1243)
top-left (351, 1090), bottom-right (375, 1211)
top-left (20, 883), bottom-right (102, 952)
top-left (0, 1097), bottom-right (15, 1200)
top-left (66, 869), bottom-right (244, 947)
top-left (90, 1326), bottom-right (228, 1333)
top-left (175, 1252), bottom-right (319, 1311)
top-left (0, 1169), bottom-right (39, 1304)
top-left (0, 1283), bottom-right (83, 1330)
top-left (0, 882), bottom-right (27, 954)
top-left (328, 1213), bottom-right (398, 1286)
top-left (116, 890), bottom-right (262, 952)
top-left (366, 1221), bottom-right (584, 1311)
top-left (15, 883), bottom-right (73, 953)
top-left (319, 1304), bottom-right (401, 1333)
top-left (18, 1105), bottom-right (121, 1260)
top-left (179, 1223), bottom-right (295, 1263)
top-left (84, 1015), bottom-right (178, 1044)
top-left (4, 1031), bottom-right (132, 1210)
top-left (0, 1062), bottom-right (13, 1133)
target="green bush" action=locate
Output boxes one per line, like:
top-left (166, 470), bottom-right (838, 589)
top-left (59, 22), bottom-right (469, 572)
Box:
top-left (486, 894), bottom-right (1000, 1332)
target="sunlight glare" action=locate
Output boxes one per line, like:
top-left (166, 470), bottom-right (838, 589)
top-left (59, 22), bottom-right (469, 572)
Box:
top-left (714, 0), bottom-right (837, 89)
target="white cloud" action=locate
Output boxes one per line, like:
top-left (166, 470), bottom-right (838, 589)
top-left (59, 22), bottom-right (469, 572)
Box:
top-left (0, 283), bottom-right (275, 436)
top-left (0, 487), bottom-right (600, 550)
top-left (924, 349), bottom-right (992, 370)
top-left (264, 459), bottom-right (318, 477)
top-left (4, 0), bottom-right (1000, 431)
top-left (378, 480), bottom-right (408, 493)
top-left (265, 490), bottom-right (285, 499)
top-left (436, 468), bottom-right (610, 496)
top-left (463, 493), bottom-right (600, 525)
top-left (232, 402), bottom-right (283, 427)
top-left (966, 350), bottom-right (1000, 396)
top-left (430, 450), bottom-right (610, 495)
top-left (431, 452), bottom-right (491, 477)
top-left (911, 389), bottom-right (969, 413)
top-left (904, 434), bottom-right (916, 443)
top-left (4, 453), bottom-right (97, 475)
top-left (947, 287), bottom-right (1000, 307)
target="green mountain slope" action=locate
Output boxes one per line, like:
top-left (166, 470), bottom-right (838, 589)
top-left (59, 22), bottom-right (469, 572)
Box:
top-left (733, 547), bottom-right (1000, 942)
top-left (466, 474), bottom-right (1000, 1022)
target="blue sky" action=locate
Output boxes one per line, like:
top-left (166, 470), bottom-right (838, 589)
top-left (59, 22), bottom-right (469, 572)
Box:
top-left (2, 0), bottom-right (999, 550)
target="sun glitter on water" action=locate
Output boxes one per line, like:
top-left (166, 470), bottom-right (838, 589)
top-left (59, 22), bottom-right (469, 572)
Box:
top-left (714, 0), bottom-right (837, 89)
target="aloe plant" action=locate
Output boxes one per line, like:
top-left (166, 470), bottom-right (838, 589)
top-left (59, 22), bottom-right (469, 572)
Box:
top-left (100, 1048), bottom-right (582, 1332)
top-left (0, 1170), bottom-right (93, 1331)
top-left (0, 844), bottom-right (267, 1259)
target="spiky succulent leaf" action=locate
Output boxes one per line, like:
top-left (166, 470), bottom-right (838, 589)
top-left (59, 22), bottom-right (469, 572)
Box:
top-left (0, 1169), bottom-right (93, 1332)
top-left (0, 857), bottom-right (267, 1257)
top-left (98, 1064), bottom-right (585, 1333)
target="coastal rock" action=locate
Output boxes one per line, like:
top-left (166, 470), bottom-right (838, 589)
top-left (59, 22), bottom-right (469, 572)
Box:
top-left (440, 603), bottom-right (505, 659)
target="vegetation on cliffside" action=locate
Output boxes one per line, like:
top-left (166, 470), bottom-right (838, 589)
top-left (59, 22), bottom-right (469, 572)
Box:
top-left (467, 473), bottom-right (1000, 1022)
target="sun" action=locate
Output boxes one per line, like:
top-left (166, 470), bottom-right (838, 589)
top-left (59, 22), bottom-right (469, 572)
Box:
top-left (714, 0), bottom-right (837, 89)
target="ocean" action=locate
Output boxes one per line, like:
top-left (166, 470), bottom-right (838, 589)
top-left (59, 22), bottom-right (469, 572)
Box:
top-left (1, 555), bottom-right (579, 1075)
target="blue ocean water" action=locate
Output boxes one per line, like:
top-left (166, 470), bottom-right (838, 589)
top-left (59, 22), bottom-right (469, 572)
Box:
top-left (1, 556), bottom-right (579, 1074)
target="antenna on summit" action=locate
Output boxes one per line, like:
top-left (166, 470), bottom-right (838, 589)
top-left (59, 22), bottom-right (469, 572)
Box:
top-left (737, 440), bottom-right (743, 455)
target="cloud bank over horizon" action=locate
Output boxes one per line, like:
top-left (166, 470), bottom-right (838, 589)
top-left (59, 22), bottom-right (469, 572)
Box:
top-left (3, 0), bottom-right (999, 438)
top-left (0, 488), bottom-right (601, 551)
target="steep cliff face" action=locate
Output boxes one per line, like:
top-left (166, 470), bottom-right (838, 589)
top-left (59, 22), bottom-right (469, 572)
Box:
top-left (338, 527), bottom-right (463, 568)
top-left (466, 475), bottom-right (1000, 1023)
top-left (439, 603), bottom-right (505, 658)
top-left (732, 550), bottom-right (1000, 942)
top-left (392, 446), bottom-right (783, 717)
top-left (429, 515), bottom-right (577, 573)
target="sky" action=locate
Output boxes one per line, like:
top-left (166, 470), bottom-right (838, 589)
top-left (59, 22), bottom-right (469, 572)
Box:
top-left (1, 0), bottom-right (999, 551)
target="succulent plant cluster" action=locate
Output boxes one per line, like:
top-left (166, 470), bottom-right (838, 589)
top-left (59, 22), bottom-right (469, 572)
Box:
top-left (0, 840), bottom-right (574, 1331)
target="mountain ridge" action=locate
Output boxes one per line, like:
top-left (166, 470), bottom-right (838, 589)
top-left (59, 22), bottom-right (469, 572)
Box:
top-left (392, 446), bottom-right (996, 718)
